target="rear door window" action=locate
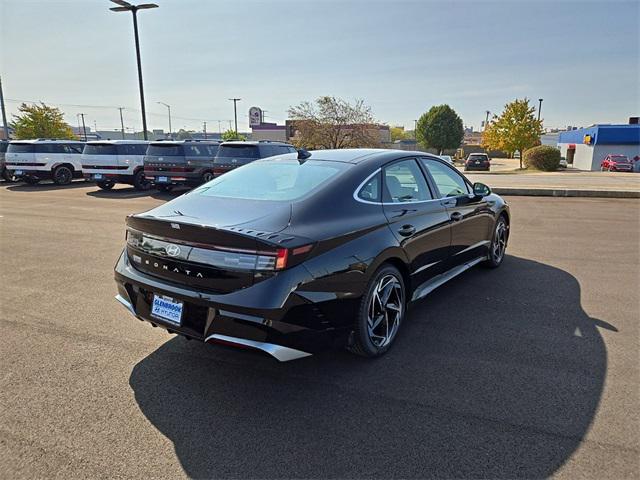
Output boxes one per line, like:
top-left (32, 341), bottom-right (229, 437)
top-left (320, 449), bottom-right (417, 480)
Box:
top-left (383, 160), bottom-right (431, 203)
top-left (86, 144), bottom-right (118, 155)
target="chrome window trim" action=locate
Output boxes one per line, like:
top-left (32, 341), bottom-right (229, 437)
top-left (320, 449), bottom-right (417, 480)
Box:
top-left (353, 167), bottom-right (443, 206)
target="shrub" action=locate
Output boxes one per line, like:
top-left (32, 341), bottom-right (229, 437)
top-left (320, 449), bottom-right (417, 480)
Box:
top-left (523, 145), bottom-right (561, 171)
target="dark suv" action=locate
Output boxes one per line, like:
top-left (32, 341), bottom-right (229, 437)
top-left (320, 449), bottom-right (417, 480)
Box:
top-left (144, 140), bottom-right (221, 191)
top-left (213, 141), bottom-right (297, 177)
top-left (464, 153), bottom-right (491, 171)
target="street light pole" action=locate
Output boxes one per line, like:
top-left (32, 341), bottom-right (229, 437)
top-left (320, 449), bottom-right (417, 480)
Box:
top-left (537, 98), bottom-right (543, 122)
top-left (110, 0), bottom-right (159, 141)
top-left (203, 121), bottom-right (207, 139)
top-left (0, 75), bottom-right (9, 140)
top-left (228, 98), bottom-right (241, 135)
top-left (484, 110), bottom-right (490, 131)
top-left (79, 113), bottom-right (87, 141)
top-left (118, 107), bottom-right (126, 139)
top-left (157, 101), bottom-right (172, 138)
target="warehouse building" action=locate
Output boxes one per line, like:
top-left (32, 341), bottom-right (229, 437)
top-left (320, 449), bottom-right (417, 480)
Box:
top-left (557, 123), bottom-right (640, 171)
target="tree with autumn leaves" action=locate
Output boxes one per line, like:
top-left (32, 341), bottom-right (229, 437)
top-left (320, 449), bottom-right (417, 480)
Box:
top-left (482, 98), bottom-right (543, 169)
top-left (11, 102), bottom-right (75, 140)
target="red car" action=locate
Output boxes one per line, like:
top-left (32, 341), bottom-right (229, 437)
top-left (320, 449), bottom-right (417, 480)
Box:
top-left (601, 154), bottom-right (633, 172)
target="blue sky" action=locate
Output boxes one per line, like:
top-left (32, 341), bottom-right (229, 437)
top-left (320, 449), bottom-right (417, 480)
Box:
top-left (1, 0), bottom-right (638, 133)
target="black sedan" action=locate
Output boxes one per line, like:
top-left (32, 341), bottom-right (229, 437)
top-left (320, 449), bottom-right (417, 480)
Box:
top-left (114, 149), bottom-right (510, 360)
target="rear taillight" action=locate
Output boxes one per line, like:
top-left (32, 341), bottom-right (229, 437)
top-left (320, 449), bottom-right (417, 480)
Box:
top-left (275, 248), bottom-right (288, 270)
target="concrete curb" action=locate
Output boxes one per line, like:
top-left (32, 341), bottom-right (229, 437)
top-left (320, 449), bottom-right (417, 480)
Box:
top-left (492, 187), bottom-right (640, 198)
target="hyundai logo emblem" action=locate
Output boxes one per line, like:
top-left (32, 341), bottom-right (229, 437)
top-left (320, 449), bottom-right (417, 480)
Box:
top-left (165, 244), bottom-right (181, 257)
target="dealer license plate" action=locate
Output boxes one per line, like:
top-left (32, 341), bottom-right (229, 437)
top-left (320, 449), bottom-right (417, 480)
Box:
top-left (157, 176), bottom-right (169, 183)
top-left (15, 170), bottom-right (23, 175)
top-left (151, 294), bottom-right (183, 325)
top-left (93, 173), bottom-right (103, 180)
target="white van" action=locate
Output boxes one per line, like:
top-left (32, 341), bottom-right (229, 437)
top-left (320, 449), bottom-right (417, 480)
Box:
top-left (5, 139), bottom-right (85, 185)
top-left (81, 140), bottom-right (150, 190)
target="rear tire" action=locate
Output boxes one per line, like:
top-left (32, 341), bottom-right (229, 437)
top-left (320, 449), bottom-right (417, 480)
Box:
top-left (133, 170), bottom-right (150, 191)
top-left (96, 180), bottom-right (114, 190)
top-left (348, 264), bottom-right (406, 358)
top-left (202, 171), bottom-right (214, 184)
top-left (23, 176), bottom-right (39, 185)
top-left (483, 215), bottom-right (508, 268)
top-left (53, 165), bottom-right (73, 185)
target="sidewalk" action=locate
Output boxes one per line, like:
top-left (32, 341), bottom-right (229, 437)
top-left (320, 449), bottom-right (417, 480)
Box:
top-left (464, 170), bottom-right (640, 198)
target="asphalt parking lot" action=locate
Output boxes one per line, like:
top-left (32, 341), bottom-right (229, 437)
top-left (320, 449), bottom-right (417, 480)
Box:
top-left (0, 182), bottom-right (638, 479)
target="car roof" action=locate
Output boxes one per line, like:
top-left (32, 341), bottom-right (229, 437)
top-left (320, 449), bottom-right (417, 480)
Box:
top-left (148, 140), bottom-right (221, 145)
top-left (220, 140), bottom-right (293, 146)
top-left (10, 139), bottom-right (85, 144)
top-left (299, 148), bottom-right (441, 165)
top-left (86, 140), bottom-right (148, 145)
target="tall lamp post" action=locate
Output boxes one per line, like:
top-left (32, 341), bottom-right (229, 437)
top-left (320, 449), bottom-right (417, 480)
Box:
top-left (484, 110), bottom-right (491, 131)
top-left (157, 101), bottom-right (172, 138)
top-left (0, 75), bottom-right (9, 140)
top-left (109, 0), bottom-right (158, 140)
top-left (228, 98), bottom-right (241, 136)
top-left (537, 98), bottom-right (544, 122)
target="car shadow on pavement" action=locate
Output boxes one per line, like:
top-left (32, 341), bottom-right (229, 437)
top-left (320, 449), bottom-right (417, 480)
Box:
top-left (4, 180), bottom-right (92, 192)
top-left (85, 186), bottom-right (188, 200)
top-left (129, 255), bottom-right (611, 479)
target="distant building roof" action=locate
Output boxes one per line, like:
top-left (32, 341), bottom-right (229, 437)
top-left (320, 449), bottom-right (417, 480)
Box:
top-left (558, 124), bottom-right (640, 145)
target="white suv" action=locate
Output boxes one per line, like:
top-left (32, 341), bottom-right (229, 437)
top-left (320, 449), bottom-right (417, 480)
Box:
top-left (5, 139), bottom-right (85, 185)
top-left (81, 140), bottom-right (150, 191)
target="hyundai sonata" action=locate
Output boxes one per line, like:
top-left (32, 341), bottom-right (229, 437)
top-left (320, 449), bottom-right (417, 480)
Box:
top-left (114, 149), bottom-right (509, 360)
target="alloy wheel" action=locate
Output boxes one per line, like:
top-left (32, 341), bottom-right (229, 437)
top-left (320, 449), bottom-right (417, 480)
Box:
top-left (493, 220), bottom-right (507, 263)
top-left (367, 274), bottom-right (404, 348)
top-left (55, 167), bottom-right (72, 184)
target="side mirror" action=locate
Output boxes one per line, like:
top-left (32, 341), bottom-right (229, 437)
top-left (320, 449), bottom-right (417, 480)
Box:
top-left (473, 182), bottom-right (491, 197)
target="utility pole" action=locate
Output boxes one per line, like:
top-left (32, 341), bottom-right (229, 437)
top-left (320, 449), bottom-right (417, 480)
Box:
top-left (109, 1), bottom-right (159, 141)
top-left (217, 120), bottom-right (222, 134)
top-left (203, 121), bottom-right (207, 139)
top-left (94, 120), bottom-right (98, 134)
top-left (484, 110), bottom-right (490, 131)
top-left (79, 113), bottom-right (87, 141)
top-left (0, 75), bottom-right (9, 140)
top-left (118, 107), bottom-right (125, 139)
top-left (157, 101), bottom-right (172, 138)
top-left (537, 98), bottom-right (543, 122)
top-left (228, 98), bottom-right (241, 135)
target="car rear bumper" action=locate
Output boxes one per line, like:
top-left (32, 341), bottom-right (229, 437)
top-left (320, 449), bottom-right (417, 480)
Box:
top-left (114, 250), bottom-right (351, 360)
top-left (7, 168), bottom-right (53, 179)
top-left (145, 170), bottom-right (204, 186)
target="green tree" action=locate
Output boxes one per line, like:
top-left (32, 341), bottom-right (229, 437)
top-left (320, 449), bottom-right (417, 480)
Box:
top-left (481, 98), bottom-right (543, 169)
top-left (10, 102), bottom-right (75, 139)
top-left (174, 128), bottom-right (193, 140)
top-left (390, 126), bottom-right (409, 142)
top-left (288, 96), bottom-right (379, 149)
top-left (221, 129), bottom-right (246, 141)
top-left (416, 104), bottom-right (464, 154)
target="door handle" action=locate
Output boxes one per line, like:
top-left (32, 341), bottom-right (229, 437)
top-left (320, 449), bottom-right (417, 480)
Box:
top-left (450, 212), bottom-right (463, 222)
top-left (398, 224), bottom-right (416, 237)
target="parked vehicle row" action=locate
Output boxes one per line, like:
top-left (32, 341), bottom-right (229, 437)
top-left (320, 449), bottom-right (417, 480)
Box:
top-left (2, 138), bottom-right (298, 189)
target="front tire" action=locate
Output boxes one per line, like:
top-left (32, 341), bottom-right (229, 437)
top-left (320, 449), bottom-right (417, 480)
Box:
top-left (349, 264), bottom-right (406, 358)
top-left (53, 165), bottom-right (73, 185)
top-left (133, 170), bottom-right (150, 191)
top-left (483, 215), bottom-right (508, 268)
top-left (96, 180), bottom-right (114, 190)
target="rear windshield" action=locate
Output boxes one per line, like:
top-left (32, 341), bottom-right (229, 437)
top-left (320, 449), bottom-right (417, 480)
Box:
top-left (216, 145), bottom-right (259, 159)
top-left (611, 155), bottom-right (629, 161)
top-left (146, 144), bottom-right (184, 156)
top-left (83, 144), bottom-right (117, 155)
top-left (469, 154), bottom-right (488, 159)
top-left (8, 143), bottom-right (35, 153)
top-left (195, 159), bottom-right (348, 201)
top-left (184, 144), bottom-right (218, 157)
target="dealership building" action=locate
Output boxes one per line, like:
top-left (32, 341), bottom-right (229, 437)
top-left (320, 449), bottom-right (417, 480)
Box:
top-left (557, 123), bottom-right (640, 171)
